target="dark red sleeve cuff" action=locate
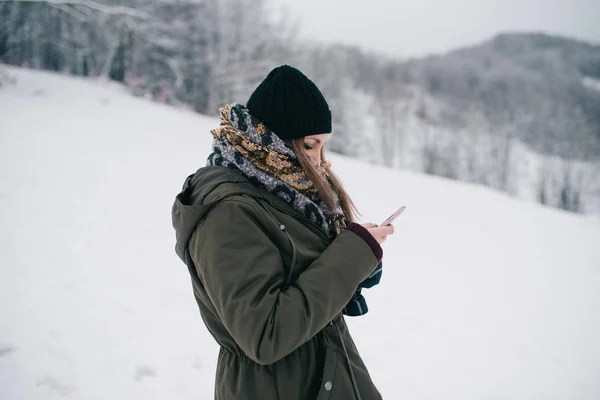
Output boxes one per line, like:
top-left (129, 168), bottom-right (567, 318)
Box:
top-left (346, 222), bottom-right (383, 263)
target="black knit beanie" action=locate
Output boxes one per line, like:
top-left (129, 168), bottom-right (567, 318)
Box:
top-left (246, 65), bottom-right (332, 140)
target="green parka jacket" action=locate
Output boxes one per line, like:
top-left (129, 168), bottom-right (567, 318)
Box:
top-left (172, 166), bottom-right (383, 400)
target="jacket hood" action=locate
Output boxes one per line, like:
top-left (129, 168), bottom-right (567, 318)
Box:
top-left (172, 166), bottom-right (260, 262)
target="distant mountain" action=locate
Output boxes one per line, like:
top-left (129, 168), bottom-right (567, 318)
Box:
top-left (293, 33), bottom-right (600, 213)
top-left (396, 33), bottom-right (600, 161)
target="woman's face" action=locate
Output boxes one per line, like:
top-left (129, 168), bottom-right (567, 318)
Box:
top-left (303, 134), bottom-right (328, 164)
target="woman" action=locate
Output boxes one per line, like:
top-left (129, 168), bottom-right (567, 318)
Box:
top-left (172, 65), bottom-right (394, 399)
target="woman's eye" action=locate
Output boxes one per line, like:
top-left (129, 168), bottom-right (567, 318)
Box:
top-left (304, 143), bottom-right (313, 150)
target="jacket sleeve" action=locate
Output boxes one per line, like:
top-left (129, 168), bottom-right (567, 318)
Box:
top-left (190, 197), bottom-right (379, 365)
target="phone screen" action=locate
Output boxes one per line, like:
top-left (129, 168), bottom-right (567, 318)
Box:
top-left (381, 206), bottom-right (406, 226)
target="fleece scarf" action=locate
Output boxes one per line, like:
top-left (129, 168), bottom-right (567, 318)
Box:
top-left (207, 104), bottom-right (381, 316)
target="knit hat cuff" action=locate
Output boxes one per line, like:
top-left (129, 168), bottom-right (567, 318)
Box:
top-left (262, 109), bottom-right (332, 140)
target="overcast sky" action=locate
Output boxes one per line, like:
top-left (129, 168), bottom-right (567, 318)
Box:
top-left (275, 0), bottom-right (600, 58)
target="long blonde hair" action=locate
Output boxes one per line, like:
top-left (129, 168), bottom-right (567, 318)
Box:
top-left (286, 138), bottom-right (359, 222)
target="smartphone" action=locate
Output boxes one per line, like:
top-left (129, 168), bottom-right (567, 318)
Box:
top-left (381, 206), bottom-right (406, 226)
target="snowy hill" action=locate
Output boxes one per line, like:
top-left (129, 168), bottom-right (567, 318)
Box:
top-left (1, 66), bottom-right (600, 400)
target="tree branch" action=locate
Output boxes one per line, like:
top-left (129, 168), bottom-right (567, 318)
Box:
top-left (48, 3), bottom-right (88, 21)
top-left (0, 0), bottom-right (152, 19)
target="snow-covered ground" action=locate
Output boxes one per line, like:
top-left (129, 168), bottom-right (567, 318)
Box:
top-left (1, 66), bottom-right (599, 400)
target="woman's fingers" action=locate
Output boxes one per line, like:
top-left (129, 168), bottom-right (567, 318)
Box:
top-left (366, 224), bottom-right (395, 244)
top-left (373, 225), bottom-right (394, 237)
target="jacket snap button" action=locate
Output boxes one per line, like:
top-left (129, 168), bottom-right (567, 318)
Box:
top-left (324, 381), bottom-right (332, 391)
top-left (279, 224), bottom-right (285, 230)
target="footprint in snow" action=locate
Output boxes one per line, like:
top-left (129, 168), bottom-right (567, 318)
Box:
top-left (36, 377), bottom-right (76, 396)
top-left (133, 365), bottom-right (157, 382)
top-left (0, 344), bottom-right (15, 357)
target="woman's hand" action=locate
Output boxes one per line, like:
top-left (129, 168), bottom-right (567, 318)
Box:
top-left (361, 223), bottom-right (395, 244)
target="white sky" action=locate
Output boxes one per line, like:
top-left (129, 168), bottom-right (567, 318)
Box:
top-left (275, 0), bottom-right (600, 58)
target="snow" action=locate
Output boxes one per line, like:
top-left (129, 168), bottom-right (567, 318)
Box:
top-left (583, 76), bottom-right (600, 92)
top-left (1, 66), bottom-right (600, 400)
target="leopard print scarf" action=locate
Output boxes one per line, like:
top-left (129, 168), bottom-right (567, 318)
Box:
top-left (207, 104), bottom-right (345, 238)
